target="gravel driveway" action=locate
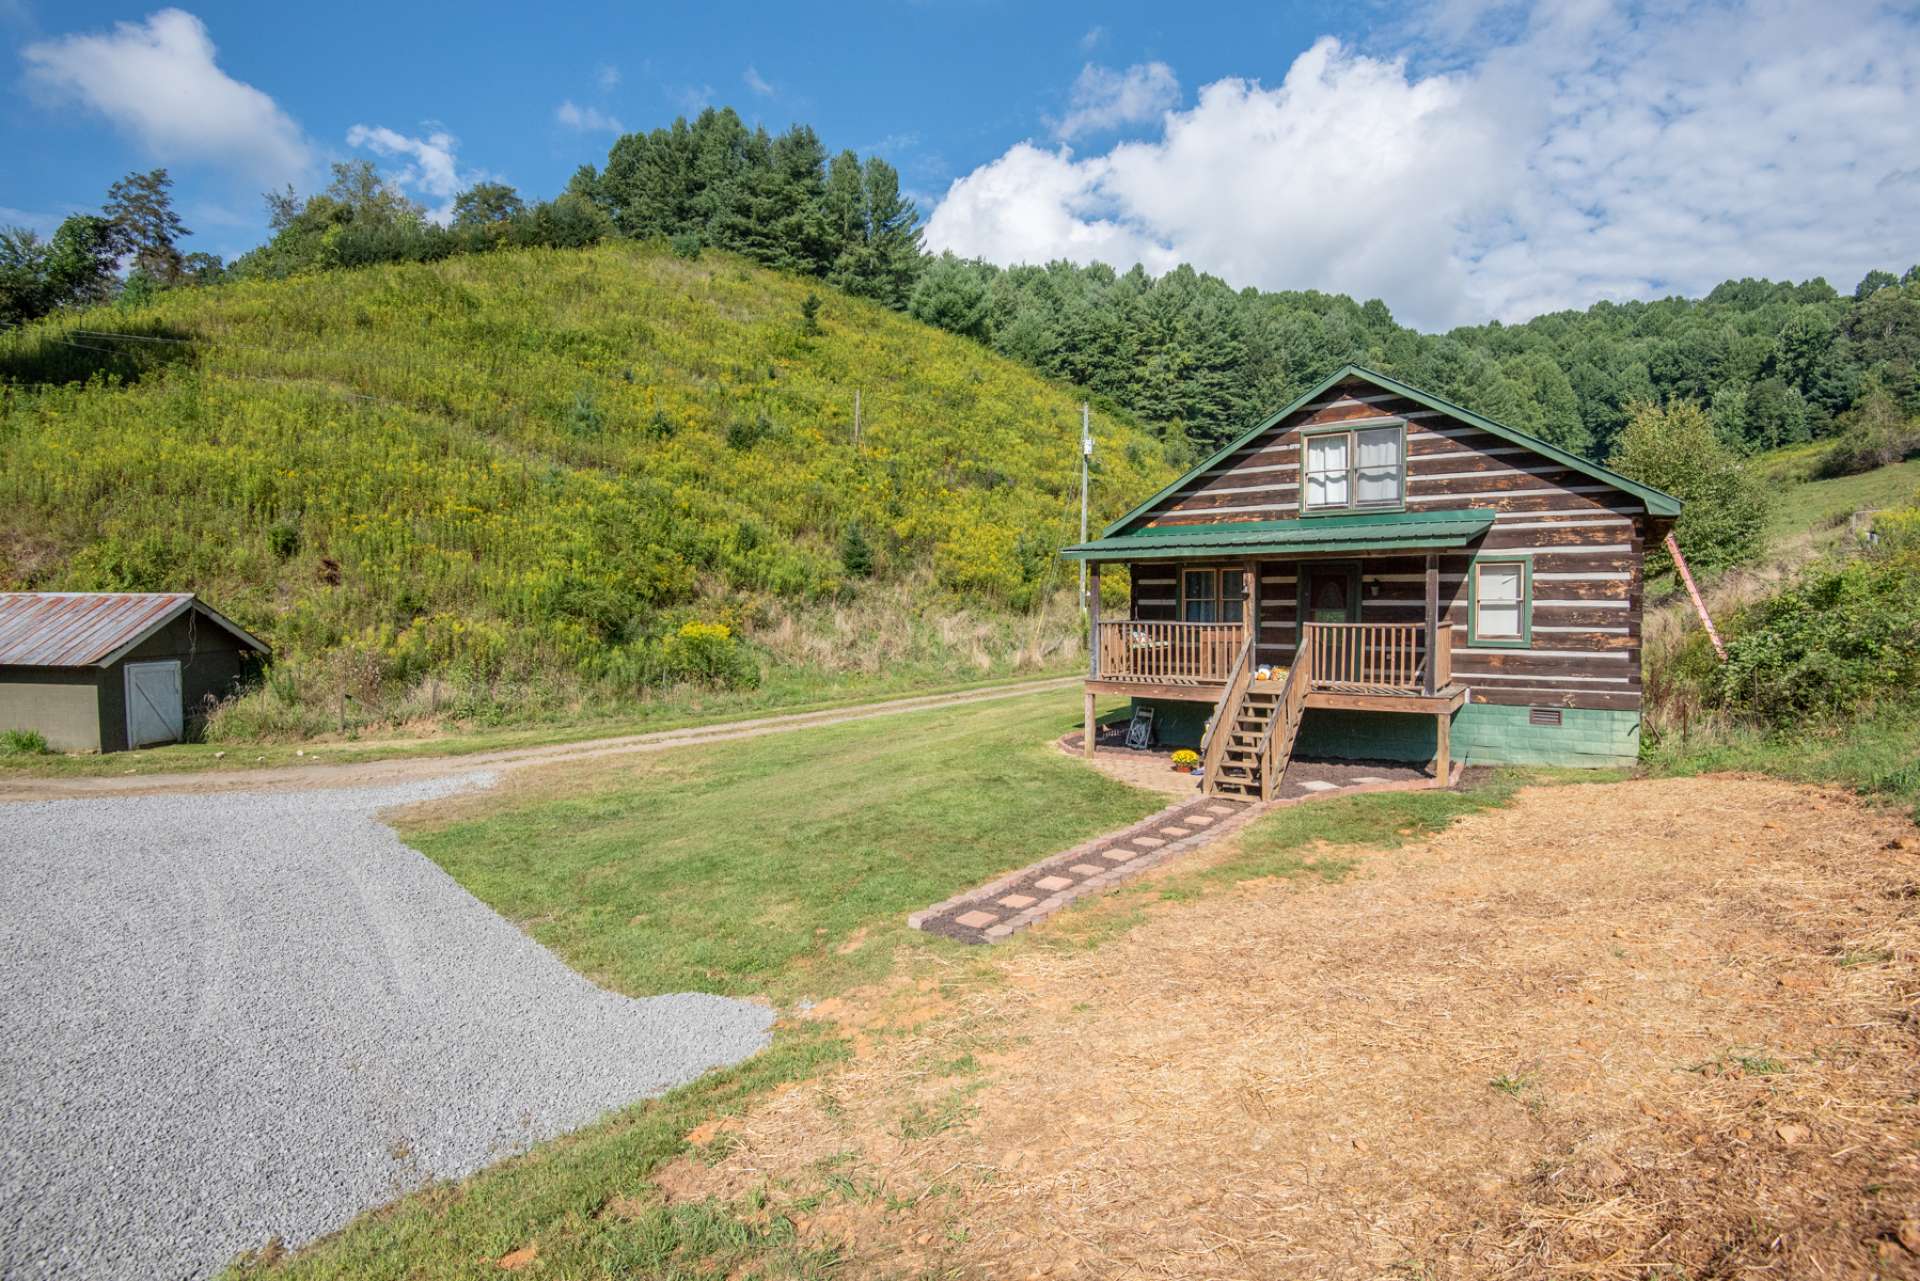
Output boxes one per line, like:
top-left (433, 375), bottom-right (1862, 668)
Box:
top-left (0, 777), bottom-right (774, 1280)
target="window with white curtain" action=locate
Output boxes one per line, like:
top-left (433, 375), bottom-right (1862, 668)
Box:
top-left (1303, 426), bottom-right (1402, 511)
top-left (1304, 434), bottom-right (1350, 509)
top-left (1354, 427), bottom-right (1404, 506)
top-left (1474, 561), bottom-right (1527, 642)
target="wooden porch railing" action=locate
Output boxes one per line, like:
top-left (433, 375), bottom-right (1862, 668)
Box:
top-left (1304, 622), bottom-right (1453, 695)
top-left (1094, 620), bottom-right (1247, 685)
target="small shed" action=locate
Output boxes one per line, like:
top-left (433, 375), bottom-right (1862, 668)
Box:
top-left (0, 593), bottom-right (270, 752)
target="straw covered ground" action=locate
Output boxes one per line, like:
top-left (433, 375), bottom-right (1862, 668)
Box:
top-left (659, 775), bottom-right (1920, 1279)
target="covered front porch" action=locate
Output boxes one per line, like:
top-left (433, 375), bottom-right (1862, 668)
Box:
top-left (1064, 511), bottom-right (1488, 799)
top-left (1087, 617), bottom-right (1459, 708)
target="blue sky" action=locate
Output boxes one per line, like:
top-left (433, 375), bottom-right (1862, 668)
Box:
top-left (5, 1), bottom-right (1918, 329)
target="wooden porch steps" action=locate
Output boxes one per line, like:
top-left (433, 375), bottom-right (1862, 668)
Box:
top-left (1202, 632), bottom-right (1316, 801)
top-left (1212, 688), bottom-right (1280, 798)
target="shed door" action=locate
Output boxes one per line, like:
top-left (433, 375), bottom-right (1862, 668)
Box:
top-left (125, 660), bottom-right (184, 748)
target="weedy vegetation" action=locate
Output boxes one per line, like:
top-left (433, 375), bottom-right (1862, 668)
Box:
top-left (0, 242), bottom-right (1176, 741)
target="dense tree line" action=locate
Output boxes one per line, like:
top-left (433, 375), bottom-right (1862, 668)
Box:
top-left (7, 106), bottom-right (1918, 473)
top-left (907, 255), bottom-right (1920, 463)
top-left (232, 161), bottom-right (614, 279)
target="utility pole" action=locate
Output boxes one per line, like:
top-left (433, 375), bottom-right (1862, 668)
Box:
top-left (1079, 402), bottom-right (1091, 614)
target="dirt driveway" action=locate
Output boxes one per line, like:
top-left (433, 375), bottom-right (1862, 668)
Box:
top-left (663, 776), bottom-right (1920, 1279)
top-left (0, 677), bottom-right (1078, 803)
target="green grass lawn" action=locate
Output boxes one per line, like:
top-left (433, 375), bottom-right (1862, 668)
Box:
top-left (399, 687), bottom-right (1157, 1003)
top-left (0, 670), bottom-right (1075, 780)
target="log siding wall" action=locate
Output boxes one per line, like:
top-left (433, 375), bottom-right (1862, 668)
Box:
top-left (1127, 376), bottom-right (1654, 713)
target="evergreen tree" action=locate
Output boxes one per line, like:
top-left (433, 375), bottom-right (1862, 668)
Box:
top-left (908, 254), bottom-right (992, 340)
top-left (840, 522), bottom-right (874, 578)
top-left (103, 169), bottom-right (189, 285)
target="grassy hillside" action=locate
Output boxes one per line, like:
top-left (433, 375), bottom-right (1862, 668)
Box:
top-left (1750, 444), bottom-right (1920, 543)
top-left (0, 243), bottom-right (1177, 736)
top-left (1641, 441), bottom-right (1920, 815)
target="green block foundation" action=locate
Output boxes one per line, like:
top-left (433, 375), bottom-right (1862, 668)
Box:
top-left (1131, 698), bottom-right (1639, 769)
top-left (1448, 703), bottom-right (1640, 768)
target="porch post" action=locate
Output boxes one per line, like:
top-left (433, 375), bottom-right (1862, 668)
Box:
top-left (1087, 562), bottom-right (1102, 678)
top-left (1246, 559), bottom-right (1259, 659)
top-left (1084, 561), bottom-right (1101, 760)
top-left (1433, 707), bottom-right (1451, 788)
top-left (1423, 551), bottom-right (1440, 696)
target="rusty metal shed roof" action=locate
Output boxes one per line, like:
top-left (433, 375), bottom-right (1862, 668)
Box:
top-left (0, 593), bottom-right (270, 668)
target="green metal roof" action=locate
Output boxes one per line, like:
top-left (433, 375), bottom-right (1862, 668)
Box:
top-left (1098, 363), bottom-right (1682, 538)
top-left (1061, 508), bottom-right (1497, 562)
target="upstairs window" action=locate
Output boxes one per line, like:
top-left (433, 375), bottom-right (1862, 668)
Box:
top-left (1303, 425), bottom-right (1405, 512)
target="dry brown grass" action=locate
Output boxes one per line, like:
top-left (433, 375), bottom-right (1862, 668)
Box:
top-left (754, 571), bottom-right (1084, 677)
top-left (660, 776), bottom-right (1920, 1279)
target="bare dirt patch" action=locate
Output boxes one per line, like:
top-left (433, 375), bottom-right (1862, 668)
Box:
top-left (658, 776), bottom-right (1920, 1279)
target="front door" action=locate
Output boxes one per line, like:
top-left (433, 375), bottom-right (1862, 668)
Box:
top-left (124, 659), bottom-right (184, 749)
top-left (1301, 564), bottom-right (1360, 624)
top-left (1300, 564), bottom-right (1360, 684)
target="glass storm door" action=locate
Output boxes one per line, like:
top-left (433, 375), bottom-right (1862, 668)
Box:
top-left (1302, 564), bottom-right (1360, 683)
top-left (1303, 566), bottom-right (1358, 624)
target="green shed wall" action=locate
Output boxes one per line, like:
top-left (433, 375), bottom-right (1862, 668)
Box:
top-left (0, 668), bottom-right (104, 752)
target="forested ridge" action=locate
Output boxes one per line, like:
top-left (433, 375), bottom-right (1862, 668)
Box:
top-left (8, 104), bottom-right (1917, 471)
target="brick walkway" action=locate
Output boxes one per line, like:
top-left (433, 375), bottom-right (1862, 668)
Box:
top-left (909, 795), bottom-right (1257, 945)
top-left (910, 757), bottom-right (1467, 945)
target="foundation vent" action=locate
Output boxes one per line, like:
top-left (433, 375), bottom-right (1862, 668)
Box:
top-left (1529, 707), bottom-right (1564, 727)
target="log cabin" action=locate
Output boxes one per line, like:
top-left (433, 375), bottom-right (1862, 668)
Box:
top-left (1060, 364), bottom-right (1682, 799)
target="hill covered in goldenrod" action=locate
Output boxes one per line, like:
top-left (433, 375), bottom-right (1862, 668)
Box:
top-left (0, 241), bottom-right (1177, 733)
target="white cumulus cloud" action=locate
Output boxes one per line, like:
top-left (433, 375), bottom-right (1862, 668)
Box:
top-left (1053, 61), bottom-right (1180, 140)
top-left (21, 7), bottom-right (311, 186)
top-left (556, 100), bottom-right (623, 134)
top-left (345, 123), bottom-right (483, 224)
top-left (928, 1), bottom-right (1920, 329)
